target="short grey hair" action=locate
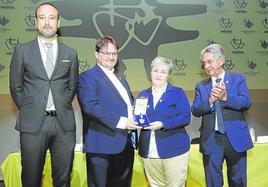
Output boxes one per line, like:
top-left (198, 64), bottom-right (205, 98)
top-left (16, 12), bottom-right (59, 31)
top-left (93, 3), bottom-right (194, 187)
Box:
top-left (200, 43), bottom-right (225, 62)
top-left (150, 56), bottom-right (174, 74)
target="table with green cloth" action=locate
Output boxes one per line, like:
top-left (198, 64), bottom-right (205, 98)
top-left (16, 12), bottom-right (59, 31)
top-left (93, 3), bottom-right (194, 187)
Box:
top-left (1, 144), bottom-right (268, 187)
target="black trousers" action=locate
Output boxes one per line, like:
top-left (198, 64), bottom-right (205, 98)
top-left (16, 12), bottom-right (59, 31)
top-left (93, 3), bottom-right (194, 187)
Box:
top-left (86, 137), bottom-right (134, 187)
top-left (20, 115), bottom-right (75, 187)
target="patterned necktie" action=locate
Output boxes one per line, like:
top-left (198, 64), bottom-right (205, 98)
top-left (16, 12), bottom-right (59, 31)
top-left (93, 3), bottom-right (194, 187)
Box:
top-left (215, 78), bottom-right (225, 133)
top-left (44, 42), bottom-right (54, 77)
top-left (130, 131), bottom-right (137, 149)
top-left (44, 42), bottom-right (54, 108)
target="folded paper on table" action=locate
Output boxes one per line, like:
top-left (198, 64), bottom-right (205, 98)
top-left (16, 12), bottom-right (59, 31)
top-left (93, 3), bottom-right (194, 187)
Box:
top-left (256, 136), bottom-right (268, 143)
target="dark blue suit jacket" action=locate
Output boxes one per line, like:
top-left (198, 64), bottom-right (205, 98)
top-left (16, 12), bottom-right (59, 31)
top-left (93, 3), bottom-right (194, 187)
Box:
top-left (191, 72), bottom-right (253, 154)
top-left (138, 84), bottom-right (191, 159)
top-left (77, 65), bottom-right (134, 154)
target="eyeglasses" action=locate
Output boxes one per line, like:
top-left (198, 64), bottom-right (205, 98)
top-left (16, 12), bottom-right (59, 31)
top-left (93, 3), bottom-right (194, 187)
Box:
top-left (151, 69), bottom-right (169, 75)
top-left (99, 51), bottom-right (118, 56)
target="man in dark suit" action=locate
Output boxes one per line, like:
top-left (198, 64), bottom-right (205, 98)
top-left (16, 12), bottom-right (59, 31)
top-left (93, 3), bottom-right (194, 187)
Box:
top-left (191, 43), bottom-right (253, 187)
top-left (9, 3), bottom-right (79, 187)
top-left (77, 36), bottom-right (140, 187)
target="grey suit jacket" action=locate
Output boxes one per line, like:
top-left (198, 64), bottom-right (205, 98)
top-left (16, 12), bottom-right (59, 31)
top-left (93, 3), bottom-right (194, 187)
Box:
top-left (9, 39), bottom-right (79, 133)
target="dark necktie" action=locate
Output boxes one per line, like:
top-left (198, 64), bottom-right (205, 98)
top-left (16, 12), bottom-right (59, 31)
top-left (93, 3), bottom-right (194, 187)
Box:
top-left (215, 78), bottom-right (225, 133)
top-left (44, 42), bottom-right (54, 108)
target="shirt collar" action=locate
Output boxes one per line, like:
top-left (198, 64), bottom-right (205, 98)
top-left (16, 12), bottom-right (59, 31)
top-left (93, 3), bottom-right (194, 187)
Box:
top-left (38, 36), bottom-right (57, 46)
top-left (97, 63), bottom-right (115, 75)
top-left (211, 70), bottom-right (225, 83)
top-left (152, 83), bottom-right (167, 95)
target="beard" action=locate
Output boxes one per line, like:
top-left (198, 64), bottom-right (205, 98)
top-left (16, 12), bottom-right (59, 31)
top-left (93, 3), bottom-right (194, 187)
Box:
top-left (37, 28), bottom-right (58, 39)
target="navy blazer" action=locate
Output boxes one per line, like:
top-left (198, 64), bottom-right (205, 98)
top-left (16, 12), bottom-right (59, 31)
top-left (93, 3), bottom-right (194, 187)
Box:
top-left (191, 72), bottom-right (253, 154)
top-left (138, 84), bottom-right (191, 159)
top-left (77, 65), bottom-right (134, 154)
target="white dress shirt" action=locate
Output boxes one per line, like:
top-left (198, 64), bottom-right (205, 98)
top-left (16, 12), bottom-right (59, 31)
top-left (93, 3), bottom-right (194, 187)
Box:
top-left (211, 71), bottom-right (225, 131)
top-left (98, 64), bottom-right (133, 129)
top-left (38, 37), bottom-right (58, 111)
top-left (148, 83), bottom-right (167, 158)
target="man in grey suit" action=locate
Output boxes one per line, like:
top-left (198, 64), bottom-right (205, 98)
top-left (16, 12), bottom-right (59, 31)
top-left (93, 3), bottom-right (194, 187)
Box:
top-left (9, 3), bottom-right (79, 187)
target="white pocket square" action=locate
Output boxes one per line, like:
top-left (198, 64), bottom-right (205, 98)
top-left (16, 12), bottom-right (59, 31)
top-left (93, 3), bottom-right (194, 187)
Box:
top-left (62, 59), bottom-right (70, 63)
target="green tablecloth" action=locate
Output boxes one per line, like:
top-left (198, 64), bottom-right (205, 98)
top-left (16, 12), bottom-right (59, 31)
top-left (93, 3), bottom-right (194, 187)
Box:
top-left (1, 144), bottom-right (268, 187)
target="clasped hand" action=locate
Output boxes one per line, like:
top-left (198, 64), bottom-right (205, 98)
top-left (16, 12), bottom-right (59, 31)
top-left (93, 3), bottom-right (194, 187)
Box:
top-left (126, 119), bottom-right (142, 130)
top-left (144, 121), bottom-right (163, 131)
top-left (209, 81), bottom-right (227, 104)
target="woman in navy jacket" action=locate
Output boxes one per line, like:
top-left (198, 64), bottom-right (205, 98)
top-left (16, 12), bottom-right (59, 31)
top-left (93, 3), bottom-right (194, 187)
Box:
top-left (138, 56), bottom-right (191, 187)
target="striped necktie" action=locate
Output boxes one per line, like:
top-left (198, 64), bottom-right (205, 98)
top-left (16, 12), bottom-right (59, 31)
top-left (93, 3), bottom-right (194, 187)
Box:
top-left (215, 78), bottom-right (225, 133)
top-left (44, 42), bottom-right (54, 108)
